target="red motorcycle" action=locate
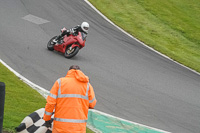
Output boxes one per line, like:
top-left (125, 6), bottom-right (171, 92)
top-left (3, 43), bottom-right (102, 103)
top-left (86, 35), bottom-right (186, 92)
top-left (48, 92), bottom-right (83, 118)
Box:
top-left (47, 27), bottom-right (87, 58)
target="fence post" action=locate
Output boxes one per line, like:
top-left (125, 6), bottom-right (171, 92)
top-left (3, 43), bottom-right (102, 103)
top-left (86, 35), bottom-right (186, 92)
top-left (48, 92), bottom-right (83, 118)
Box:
top-left (0, 82), bottom-right (5, 133)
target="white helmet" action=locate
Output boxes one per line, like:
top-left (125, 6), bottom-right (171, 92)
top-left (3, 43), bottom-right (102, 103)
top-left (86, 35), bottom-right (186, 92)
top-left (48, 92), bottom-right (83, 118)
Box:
top-left (81, 22), bottom-right (89, 33)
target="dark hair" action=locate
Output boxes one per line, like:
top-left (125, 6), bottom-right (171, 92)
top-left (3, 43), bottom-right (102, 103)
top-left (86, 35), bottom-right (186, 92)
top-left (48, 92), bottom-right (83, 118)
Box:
top-left (69, 65), bottom-right (80, 70)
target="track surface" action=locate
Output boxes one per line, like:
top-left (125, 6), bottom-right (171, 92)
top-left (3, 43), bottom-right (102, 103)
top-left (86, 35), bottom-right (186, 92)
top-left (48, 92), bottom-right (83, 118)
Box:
top-left (0, 0), bottom-right (200, 132)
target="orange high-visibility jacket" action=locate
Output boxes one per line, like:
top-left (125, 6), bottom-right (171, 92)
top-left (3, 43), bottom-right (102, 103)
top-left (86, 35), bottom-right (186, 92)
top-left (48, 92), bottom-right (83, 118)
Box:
top-left (43, 69), bottom-right (97, 133)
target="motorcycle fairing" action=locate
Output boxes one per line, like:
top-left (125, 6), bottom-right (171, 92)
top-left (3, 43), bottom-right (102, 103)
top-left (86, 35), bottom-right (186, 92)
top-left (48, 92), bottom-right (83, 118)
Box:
top-left (53, 32), bottom-right (86, 53)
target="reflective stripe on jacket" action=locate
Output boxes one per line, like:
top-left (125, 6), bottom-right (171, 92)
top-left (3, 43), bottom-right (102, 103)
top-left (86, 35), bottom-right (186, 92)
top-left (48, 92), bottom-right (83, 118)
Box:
top-left (43, 69), bottom-right (97, 133)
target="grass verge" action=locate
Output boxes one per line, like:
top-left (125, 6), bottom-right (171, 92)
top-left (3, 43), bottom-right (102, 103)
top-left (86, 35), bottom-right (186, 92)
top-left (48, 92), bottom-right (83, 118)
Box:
top-left (0, 63), bottom-right (94, 133)
top-left (88, 0), bottom-right (200, 73)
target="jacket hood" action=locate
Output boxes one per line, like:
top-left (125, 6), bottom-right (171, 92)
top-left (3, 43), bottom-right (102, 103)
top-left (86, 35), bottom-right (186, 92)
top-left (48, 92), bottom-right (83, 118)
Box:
top-left (66, 69), bottom-right (89, 82)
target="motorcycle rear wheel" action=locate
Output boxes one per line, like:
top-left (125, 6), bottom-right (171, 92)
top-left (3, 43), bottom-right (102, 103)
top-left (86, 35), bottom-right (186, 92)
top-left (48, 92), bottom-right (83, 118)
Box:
top-left (64, 45), bottom-right (80, 59)
top-left (47, 36), bottom-right (57, 51)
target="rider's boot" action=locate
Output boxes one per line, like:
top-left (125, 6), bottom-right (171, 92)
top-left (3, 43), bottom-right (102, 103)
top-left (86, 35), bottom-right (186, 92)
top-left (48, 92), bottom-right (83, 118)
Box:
top-left (53, 35), bottom-right (62, 43)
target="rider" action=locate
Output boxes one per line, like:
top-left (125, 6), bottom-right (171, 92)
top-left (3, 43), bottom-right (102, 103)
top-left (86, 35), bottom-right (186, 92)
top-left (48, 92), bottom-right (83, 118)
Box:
top-left (53, 22), bottom-right (89, 43)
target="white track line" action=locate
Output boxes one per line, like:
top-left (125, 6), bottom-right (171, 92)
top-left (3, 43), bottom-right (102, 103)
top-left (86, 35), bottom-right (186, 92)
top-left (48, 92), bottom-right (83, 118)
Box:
top-left (0, 59), bottom-right (170, 133)
top-left (90, 109), bottom-right (171, 133)
top-left (84, 0), bottom-right (200, 76)
top-left (0, 59), bottom-right (49, 98)
top-left (2, 1), bottom-right (193, 132)
top-left (84, 0), bottom-right (200, 132)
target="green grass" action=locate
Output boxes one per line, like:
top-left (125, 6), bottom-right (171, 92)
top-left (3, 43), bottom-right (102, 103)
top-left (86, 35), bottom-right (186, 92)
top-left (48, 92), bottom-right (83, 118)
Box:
top-left (88, 0), bottom-right (200, 72)
top-left (0, 63), bottom-right (46, 132)
top-left (0, 63), bottom-right (94, 133)
top-left (1, 1), bottom-right (199, 132)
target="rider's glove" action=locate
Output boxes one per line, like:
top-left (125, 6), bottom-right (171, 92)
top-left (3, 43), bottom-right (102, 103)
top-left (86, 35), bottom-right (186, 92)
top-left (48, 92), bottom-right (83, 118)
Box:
top-left (69, 28), bottom-right (75, 34)
top-left (44, 120), bottom-right (52, 128)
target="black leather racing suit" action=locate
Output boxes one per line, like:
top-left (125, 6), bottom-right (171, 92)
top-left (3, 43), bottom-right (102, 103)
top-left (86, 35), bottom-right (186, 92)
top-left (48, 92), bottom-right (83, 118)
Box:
top-left (55, 25), bottom-right (87, 42)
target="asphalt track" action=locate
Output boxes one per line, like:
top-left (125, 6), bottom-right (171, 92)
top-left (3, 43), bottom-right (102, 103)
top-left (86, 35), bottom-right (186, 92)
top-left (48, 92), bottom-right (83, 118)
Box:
top-left (0, 0), bottom-right (200, 133)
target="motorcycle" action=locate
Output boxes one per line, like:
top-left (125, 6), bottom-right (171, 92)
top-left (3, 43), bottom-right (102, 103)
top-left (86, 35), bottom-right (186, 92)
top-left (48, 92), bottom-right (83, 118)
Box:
top-left (47, 27), bottom-right (87, 58)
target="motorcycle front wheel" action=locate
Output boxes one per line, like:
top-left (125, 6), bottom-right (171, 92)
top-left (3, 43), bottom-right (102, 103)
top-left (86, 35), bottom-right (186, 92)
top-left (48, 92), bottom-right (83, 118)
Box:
top-left (47, 36), bottom-right (57, 51)
top-left (64, 45), bottom-right (80, 59)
